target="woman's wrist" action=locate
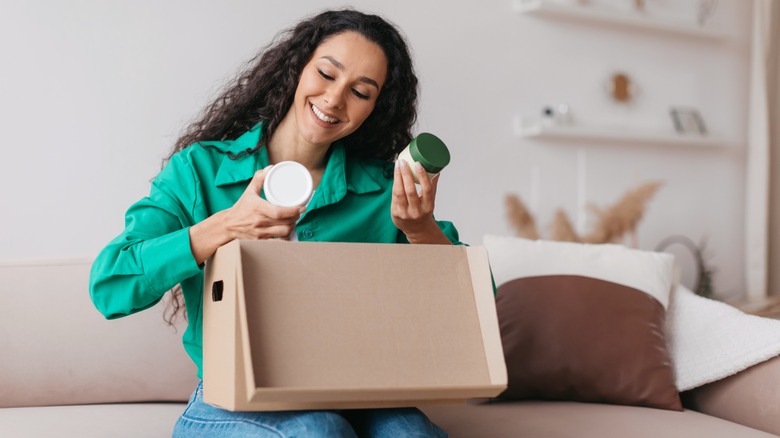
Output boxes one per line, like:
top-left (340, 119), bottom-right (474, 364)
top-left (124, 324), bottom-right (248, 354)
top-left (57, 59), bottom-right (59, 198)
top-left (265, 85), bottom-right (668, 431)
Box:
top-left (189, 211), bottom-right (232, 264)
top-left (403, 219), bottom-right (452, 245)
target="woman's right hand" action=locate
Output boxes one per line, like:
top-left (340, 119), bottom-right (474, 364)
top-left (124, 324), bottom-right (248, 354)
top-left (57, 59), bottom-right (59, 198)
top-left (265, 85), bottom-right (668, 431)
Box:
top-left (189, 166), bottom-right (306, 264)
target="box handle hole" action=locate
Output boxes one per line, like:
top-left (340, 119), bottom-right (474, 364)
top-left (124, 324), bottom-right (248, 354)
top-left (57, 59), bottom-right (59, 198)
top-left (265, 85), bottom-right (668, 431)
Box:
top-left (212, 280), bottom-right (224, 302)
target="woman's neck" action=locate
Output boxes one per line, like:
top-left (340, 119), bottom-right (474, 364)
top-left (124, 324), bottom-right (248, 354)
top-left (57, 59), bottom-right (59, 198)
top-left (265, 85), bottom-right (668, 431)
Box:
top-left (267, 113), bottom-right (329, 188)
top-left (267, 114), bottom-right (329, 172)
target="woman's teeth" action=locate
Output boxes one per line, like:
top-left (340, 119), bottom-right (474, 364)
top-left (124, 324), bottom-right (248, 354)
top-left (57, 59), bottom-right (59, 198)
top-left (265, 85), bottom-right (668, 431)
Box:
top-left (311, 104), bottom-right (339, 124)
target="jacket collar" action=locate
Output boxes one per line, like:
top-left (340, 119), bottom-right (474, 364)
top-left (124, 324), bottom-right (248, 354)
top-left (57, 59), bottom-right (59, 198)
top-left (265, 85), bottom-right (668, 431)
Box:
top-left (212, 124), bottom-right (267, 187)
top-left (306, 145), bottom-right (383, 211)
top-left (211, 125), bottom-right (382, 204)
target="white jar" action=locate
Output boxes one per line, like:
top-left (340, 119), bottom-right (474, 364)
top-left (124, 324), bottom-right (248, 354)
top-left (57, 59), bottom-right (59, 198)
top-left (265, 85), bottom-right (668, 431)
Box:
top-left (262, 161), bottom-right (313, 207)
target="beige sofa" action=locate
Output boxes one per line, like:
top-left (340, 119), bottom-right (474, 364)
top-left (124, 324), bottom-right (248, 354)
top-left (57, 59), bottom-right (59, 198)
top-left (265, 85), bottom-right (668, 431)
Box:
top-left (2, 259), bottom-right (779, 438)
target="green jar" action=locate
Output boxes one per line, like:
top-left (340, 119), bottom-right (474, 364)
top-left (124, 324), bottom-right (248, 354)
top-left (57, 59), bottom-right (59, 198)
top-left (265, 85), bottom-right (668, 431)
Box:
top-left (397, 132), bottom-right (451, 184)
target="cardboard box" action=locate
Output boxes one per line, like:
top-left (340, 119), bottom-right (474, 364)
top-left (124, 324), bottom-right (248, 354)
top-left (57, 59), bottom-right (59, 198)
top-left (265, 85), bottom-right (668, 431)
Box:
top-left (202, 240), bottom-right (506, 411)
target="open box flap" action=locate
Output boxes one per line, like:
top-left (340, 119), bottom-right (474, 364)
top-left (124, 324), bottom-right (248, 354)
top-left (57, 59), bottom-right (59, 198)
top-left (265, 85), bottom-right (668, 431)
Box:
top-left (202, 240), bottom-right (242, 409)
top-left (235, 242), bottom-right (258, 405)
top-left (467, 246), bottom-right (508, 386)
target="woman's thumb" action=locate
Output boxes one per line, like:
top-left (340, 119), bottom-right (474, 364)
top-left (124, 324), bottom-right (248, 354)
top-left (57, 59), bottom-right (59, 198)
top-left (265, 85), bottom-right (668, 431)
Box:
top-left (245, 165), bottom-right (273, 195)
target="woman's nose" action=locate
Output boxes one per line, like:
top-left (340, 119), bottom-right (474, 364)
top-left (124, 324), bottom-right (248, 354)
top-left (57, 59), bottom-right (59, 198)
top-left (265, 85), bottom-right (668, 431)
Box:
top-left (323, 85), bottom-right (346, 109)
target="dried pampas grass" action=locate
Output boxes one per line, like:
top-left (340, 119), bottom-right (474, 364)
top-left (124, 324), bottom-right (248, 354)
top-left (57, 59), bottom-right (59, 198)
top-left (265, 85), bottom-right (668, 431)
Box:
top-left (549, 209), bottom-right (579, 242)
top-left (505, 181), bottom-right (663, 246)
top-left (505, 194), bottom-right (539, 240)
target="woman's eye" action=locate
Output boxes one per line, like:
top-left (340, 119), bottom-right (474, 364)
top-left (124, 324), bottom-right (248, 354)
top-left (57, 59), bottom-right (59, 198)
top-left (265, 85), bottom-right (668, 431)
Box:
top-left (317, 69), bottom-right (334, 80)
top-left (352, 89), bottom-right (369, 100)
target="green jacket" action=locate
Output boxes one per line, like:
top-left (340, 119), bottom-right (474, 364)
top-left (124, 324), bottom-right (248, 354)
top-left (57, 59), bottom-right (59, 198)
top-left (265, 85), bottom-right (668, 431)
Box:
top-left (89, 124), bottom-right (461, 378)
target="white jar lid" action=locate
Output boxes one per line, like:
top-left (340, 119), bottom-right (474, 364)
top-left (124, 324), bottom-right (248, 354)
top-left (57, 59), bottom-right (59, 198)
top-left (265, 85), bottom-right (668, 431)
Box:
top-left (262, 161), bottom-right (313, 207)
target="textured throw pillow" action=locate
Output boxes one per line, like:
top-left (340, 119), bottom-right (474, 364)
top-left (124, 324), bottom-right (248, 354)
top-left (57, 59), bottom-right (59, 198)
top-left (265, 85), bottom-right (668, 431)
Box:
top-left (484, 235), bottom-right (681, 411)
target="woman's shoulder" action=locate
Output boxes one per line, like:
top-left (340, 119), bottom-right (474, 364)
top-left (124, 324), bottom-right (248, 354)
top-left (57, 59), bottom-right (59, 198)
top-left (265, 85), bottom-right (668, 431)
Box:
top-left (167, 142), bottom-right (227, 169)
top-left (161, 140), bottom-right (243, 187)
top-left (170, 123), bottom-right (264, 166)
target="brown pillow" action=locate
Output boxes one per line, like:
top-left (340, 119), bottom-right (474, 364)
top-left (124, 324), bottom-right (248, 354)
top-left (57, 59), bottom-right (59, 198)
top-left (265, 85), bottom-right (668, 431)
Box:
top-left (496, 275), bottom-right (682, 411)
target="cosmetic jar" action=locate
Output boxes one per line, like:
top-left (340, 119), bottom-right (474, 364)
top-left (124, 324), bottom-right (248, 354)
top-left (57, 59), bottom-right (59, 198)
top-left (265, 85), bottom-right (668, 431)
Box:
top-left (397, 132), bottom-right (450, 184)
top-left (262, 161), bottom-right (313, 207)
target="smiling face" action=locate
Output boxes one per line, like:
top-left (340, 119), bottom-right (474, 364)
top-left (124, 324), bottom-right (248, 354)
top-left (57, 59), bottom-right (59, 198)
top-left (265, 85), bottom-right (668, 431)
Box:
top-left (288, 31), bottom-right (388, 149)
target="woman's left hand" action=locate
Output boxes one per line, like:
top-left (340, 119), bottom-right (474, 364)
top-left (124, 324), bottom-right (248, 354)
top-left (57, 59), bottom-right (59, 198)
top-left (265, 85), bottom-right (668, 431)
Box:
top-left (391, 160), bottom-right (452, 244)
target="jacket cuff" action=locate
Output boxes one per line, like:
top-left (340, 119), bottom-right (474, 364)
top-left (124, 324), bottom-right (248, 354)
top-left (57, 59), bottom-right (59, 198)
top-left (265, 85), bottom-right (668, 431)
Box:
top-left (140, 227), bottom-right (202, 294)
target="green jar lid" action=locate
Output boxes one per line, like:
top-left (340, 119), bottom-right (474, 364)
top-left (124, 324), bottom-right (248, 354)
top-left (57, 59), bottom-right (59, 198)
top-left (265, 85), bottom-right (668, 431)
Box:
top-left (409, 133), bottom-right (450, 174)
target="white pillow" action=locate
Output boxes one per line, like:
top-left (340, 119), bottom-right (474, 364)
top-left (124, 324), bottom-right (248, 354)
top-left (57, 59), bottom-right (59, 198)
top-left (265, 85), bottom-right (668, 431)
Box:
top-left (483, 235), bottom-right (675, 308)
top-left (666, 285), bottom-right (780, 391)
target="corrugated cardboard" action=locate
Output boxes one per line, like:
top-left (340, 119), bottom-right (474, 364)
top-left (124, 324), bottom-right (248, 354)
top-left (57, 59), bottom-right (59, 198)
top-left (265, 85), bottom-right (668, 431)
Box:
top-left (202, 240), bottom-right (506, 411)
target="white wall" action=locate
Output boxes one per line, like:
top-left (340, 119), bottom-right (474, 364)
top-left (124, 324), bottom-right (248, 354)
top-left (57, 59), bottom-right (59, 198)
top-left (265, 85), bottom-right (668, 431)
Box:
top-left (0, 0), bottom-right (752, 298)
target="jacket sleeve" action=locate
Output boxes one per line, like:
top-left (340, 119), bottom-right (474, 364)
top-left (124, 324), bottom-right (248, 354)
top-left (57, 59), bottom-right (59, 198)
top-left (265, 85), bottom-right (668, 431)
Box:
top-left (89, 154), bottom-right (203, 319)
top-left (436, 220), bottom-right (463, 245)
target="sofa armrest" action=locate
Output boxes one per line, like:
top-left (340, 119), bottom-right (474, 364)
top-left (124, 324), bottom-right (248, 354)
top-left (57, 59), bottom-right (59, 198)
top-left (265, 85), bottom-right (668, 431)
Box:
top-left (682, 355), bottom-right (780, 436)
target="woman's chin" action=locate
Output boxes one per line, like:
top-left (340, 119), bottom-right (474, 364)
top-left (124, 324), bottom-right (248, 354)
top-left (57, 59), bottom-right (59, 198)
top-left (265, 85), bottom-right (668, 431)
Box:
top-left (301, 132), bottom-right (337, 148)
top-left (300, 124), bottom-right (346, 147)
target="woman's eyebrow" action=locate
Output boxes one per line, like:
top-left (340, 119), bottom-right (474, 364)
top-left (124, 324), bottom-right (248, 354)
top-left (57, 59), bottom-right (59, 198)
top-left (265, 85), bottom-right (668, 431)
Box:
top-left (320, 56), bottom-right (380, 90)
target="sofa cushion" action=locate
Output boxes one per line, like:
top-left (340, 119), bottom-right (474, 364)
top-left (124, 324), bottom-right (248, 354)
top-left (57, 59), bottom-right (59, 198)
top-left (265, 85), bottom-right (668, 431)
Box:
top-left (0, 403), bottom-right (186, 438)
top-left (483, 235), bottom-right (681, 410)
top-left (0, 260), bottom-right (199, 408)
top-left (421, 400), bottom-right (778, 438)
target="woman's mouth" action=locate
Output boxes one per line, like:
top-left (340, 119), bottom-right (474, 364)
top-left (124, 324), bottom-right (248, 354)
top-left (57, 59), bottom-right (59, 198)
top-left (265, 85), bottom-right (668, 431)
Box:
top-left (311, 103), bottom-right (340, 125)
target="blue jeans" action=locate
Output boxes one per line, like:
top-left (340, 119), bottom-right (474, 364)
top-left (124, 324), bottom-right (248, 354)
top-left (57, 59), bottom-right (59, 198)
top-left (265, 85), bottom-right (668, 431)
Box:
top-left (173, 382), bottom-right (448, 437)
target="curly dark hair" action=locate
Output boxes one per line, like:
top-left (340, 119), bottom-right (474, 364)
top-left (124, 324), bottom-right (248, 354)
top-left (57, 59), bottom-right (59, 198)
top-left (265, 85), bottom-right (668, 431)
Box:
top-left (168, 8), bottom-right (418, 162)
top-left (163, 9), bottom-right (418, 325)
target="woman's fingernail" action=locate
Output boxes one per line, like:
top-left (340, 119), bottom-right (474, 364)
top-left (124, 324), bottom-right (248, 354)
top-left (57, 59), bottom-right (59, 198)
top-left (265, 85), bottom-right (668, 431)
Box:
top-left (414, 162), bottom-right (424, 172)
top-left (399, 159), bottom-right (407, 169)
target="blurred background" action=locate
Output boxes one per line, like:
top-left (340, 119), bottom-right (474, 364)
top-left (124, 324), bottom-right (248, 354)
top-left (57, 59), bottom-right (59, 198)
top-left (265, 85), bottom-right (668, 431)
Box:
top-left (1, 0), bottom-right (772, 302)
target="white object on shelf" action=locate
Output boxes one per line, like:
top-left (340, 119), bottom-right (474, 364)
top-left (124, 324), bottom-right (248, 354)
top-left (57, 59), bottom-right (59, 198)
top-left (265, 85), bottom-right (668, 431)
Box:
top-left (514, 118), bottom-right (739, 149)
top-left (514, 0), bottom-right (729, 41)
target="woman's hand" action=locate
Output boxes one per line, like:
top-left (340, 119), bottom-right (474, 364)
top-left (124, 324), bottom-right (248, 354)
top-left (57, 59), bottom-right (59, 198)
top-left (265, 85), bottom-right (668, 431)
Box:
top-left (189, 166), bottom-right (306, 264)
top-left (222, 166), bottom-right (306, 240)
top-left (391, 160), bottom-right (452, 245)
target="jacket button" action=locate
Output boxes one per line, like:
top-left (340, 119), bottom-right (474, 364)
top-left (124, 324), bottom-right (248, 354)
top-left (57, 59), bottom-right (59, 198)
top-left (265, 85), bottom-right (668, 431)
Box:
top-left (302, 230), bottom-right (314, 239)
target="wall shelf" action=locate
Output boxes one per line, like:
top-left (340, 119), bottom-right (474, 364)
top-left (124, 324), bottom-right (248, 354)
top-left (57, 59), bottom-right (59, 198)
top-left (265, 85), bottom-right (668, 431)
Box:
top-left (515, 120), bottom-right (739, 149)
top-left (514, 0), bottom-right (729, 41)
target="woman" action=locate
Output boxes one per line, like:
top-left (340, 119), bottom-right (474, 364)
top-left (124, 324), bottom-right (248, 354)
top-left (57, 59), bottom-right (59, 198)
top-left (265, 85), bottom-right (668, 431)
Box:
top-left (90, 9), bottom-right (457, 437)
